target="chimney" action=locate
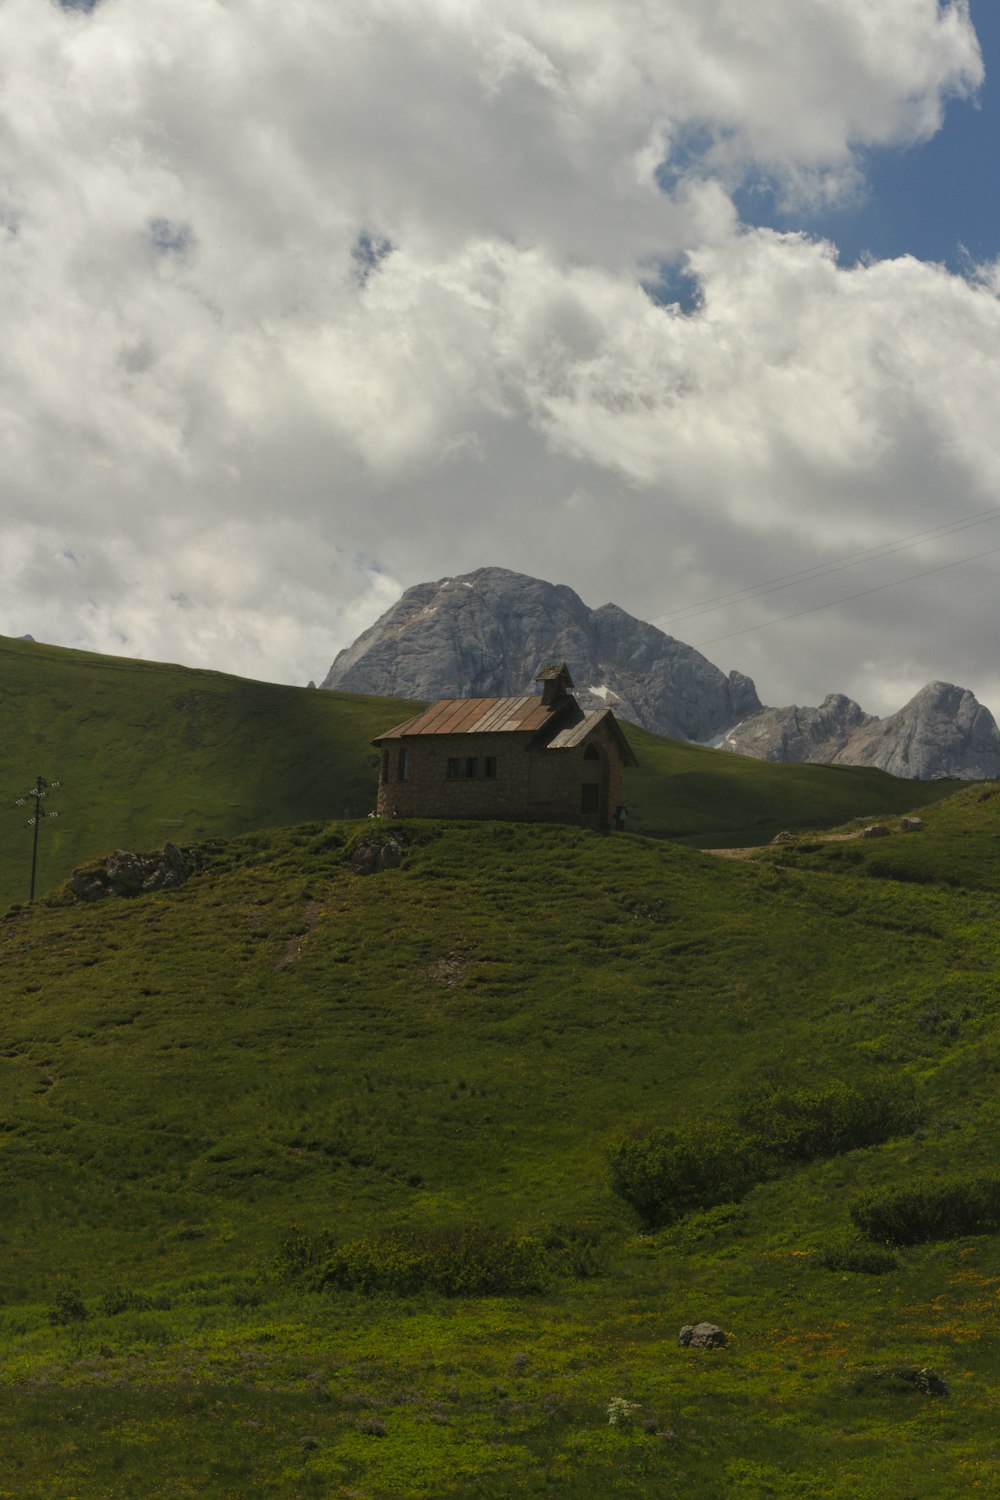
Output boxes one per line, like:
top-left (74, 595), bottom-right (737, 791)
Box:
top-left (535, 661), bottom-right (574, 707)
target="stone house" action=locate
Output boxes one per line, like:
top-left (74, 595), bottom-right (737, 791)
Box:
top-left (371, 663), bottom-right (638, 829)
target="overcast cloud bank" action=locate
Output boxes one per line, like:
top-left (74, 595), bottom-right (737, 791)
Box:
top-left (0, 0), bottom-right (994, 716)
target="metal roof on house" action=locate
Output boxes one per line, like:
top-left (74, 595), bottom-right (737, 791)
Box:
top-left (373, 694), bottom-right (560, 740)
top-left (540, 706), bottom-right (640, 766)
top-left (373, 695), bottom-right (639, 766)
top-left (543, 707), bottom-right (615, 749)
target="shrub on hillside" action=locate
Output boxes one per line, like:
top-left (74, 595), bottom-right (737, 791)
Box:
top-left (539, 1223), bottom-right (610, 1279)
top-left (48, 1286), bottom-right (87, 1325)
top-left (851, 1175), bottom-right (1000, 1245)
top-left (608, 1124), bottom-right (768, 1230)
top-left (819, 1238), bottom-right (899, 1274)
top-left (101, 1287), bottom-right (173, 1316)
top-left (274, 1225), bottom-right (337, 1287)
top-left (279, 1225), bottom-right (549, 1296)
top-left (611, 1074), bottom-right (921, 1231)
top-left (737, 1076), bottom-right (920, 1162)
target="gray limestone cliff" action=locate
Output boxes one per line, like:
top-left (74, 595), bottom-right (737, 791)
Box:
top-left (831, 682), bottom-right (1000, 780)
top-left (724, 681), bottom-right (1000, 780)
top-left (721, 694), bottom-right (876, 763)
top-left (321, 567), bottom-right (761, 743)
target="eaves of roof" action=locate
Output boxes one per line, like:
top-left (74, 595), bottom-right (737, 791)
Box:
top-left (372, 694), bottom-right (561, 740)
top-left (537, 706), bottom-right (639, 766)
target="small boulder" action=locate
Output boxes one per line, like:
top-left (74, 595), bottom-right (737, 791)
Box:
top-left (883, 1366), bottom-right (950, 1397)
top-left (350, 835), bottom-right (404, 875)
top-left (678, 1322), bottom-right (727, 1349)
top-left (861, 825), bottom-right (890, 840)
top-left (899, 816), bottom-right (923, 832)
top-left (770, 831), bottom-right (796, 845)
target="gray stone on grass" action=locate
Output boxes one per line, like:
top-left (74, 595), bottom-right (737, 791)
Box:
top-left (678, 1322), bottom-right (727, 1349)
top-left (65, 841), bottom-right (200, 902)
top-left (351, 835), bottom-right (404, 875)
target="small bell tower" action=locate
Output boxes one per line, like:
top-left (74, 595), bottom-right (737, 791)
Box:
top-left (535, 661), bottom-right (574, 707)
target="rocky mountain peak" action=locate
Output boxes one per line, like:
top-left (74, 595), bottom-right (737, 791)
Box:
top-left (827, 681), bottom-right (1000, 780)
top-left (322, 567), bottom-right (761, 743)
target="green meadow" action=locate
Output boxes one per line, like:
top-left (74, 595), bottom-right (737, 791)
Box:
top-left (0, 635), bottom-right (996, 1496)
top-left (0, 632), bottom-right (955, 910)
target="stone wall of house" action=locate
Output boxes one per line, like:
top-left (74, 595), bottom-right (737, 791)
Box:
top-left (375, 718), bottom-right (628, 828)
top-left (527, 718), bottom-right (625, 829)
top-left (376, 732), bottom-right (533, 819)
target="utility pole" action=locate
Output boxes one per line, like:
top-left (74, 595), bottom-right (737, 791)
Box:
top-left (16, 777), bottom-right (60, 902)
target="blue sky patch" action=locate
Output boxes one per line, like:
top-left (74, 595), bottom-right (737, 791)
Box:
top-left (149, 218), bottom-right (193, 257)
top-left (352, 231), bottom-right (393, 285)
top-left (732, 0), bottom-right (999, 271)
top-left (641, 263), bottom-right (702, 315)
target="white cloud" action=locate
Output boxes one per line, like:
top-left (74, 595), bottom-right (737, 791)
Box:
top-left (0, 0), bottom-right (994, 716)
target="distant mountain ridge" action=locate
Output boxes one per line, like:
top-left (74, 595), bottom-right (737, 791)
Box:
top-left (322, 567), bottom-right (1000, 781)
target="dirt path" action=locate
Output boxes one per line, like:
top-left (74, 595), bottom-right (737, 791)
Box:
top-left (276, 901), bottom-right (324, 969)
top-left (707, 829), bottom-right (868, 859)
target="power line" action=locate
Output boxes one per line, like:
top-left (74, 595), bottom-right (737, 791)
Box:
top-left (653, 503), bottom-right (1000, 626)
top-left (691, 540), bottom-right (1000, 648)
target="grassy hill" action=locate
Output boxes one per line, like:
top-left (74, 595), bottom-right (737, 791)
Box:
top-left (0, 633), bottom-right (421, 911)
top-left (623, 724), bottom-right (956, 844)
top-left (3, 792), bottom-right (1000, 1495)
top-left (0, 634), bottom-right (956, 911)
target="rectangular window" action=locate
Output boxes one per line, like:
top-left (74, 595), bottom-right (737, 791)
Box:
top-left (397, 748), bottom-right (410, 782)
top-left (580, 782), bottom-right (600, 815)
top-left (483, 756), bottom-right (497, 779)
top-left (447, 758), bottom-right (461, 779)
top-left (465, 757), bottom-right (478, 779)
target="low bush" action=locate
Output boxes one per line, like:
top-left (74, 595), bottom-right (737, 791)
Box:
top-left (851, 1174), bottom-right (1000, 1245)
top-left (611, 1075), bottom-right (921, 1230)
top-left (279, 1225), bottom-right (549, 1296)
top-left (819, 1239), bottom-right (899, 1274)
top-left (48, 1286), bottom-right (87, 1325)
top-left (608, 1123), bottom-right (768, 1230)
top-left (539, 1223), bottom-right (610, 1279)
top-left (660, 1201), bottom-right (749, 1248)
top-left (274, 1225), bottom-right (337, 1285)
top-left (737, 1075), bottom-right (920, 1162)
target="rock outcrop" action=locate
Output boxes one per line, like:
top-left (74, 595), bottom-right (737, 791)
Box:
top-left (63, 842), bottom-right (201, 902)
top-left (350, 833), bottom-right (405, 876)
top-left (322, 567), bottom-right (761, 745)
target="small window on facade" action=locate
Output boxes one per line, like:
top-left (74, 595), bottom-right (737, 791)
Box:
top-left (584, 744), bottom-right (601, 761)
top-left (397, 748), bottom-right (410, 781)
top-left (382, 750), bottom-right (389, 781)
top-left (580, 782), bottom-right (600, 815)
top-left (465, 757), bottom-right (478, 779)
top-left (483, 756), bottom-right (497, 779)
top-left (447, 758), bottom-right (461, 779)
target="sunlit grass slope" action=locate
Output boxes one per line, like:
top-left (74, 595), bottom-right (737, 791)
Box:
top-left (625, 723), bottom-right (958, 843)
top-left (2, 797), bottom-right (1000, 1495)
top-left (0, 633), bottom-right (421, 910)
top-left (0, 634), bottom-right (958, 912)
top-left (758, 780), bottom-right (1000, 891)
